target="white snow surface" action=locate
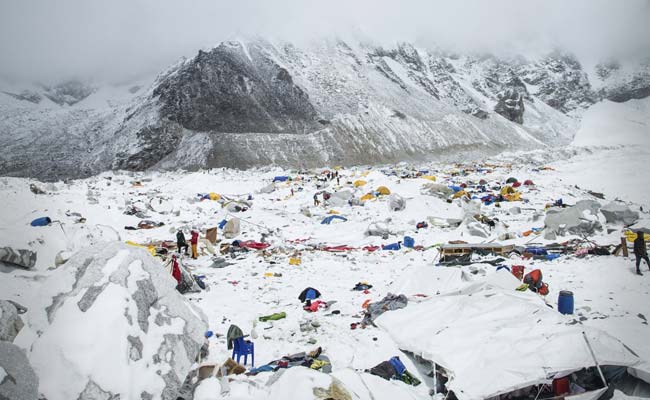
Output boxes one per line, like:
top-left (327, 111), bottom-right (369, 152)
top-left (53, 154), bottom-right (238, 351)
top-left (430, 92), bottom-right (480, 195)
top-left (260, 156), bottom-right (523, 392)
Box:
top-left (1, 135), bottom-right (650, 398)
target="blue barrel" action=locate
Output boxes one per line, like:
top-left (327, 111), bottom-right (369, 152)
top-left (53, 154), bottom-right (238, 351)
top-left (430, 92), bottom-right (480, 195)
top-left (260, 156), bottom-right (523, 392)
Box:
top-left (558, 290), bottom-right (574, 315)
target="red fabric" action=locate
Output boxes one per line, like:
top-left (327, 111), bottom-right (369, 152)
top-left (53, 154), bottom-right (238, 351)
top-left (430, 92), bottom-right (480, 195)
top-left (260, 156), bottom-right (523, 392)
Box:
top-left (362, 245), bottom-right (380, 252)
top-left (512, 181), bottom-right (522, 188)
top-left (323, 245), bottom-right (356, 252)
top-left (190, 231), bottom-right (199, 244)
top-left (171, 258), bottom-right (181, 284)
top-left (524, 269), bottom-right (542, 284)
top-left (238, 241), bottom-right (271, 250)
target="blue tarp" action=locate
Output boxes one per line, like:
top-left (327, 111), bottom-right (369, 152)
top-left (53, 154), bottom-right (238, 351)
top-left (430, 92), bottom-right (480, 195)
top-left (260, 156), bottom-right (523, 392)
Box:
top-left (30, 217), bottom-right (51, 227)
top-left (218, 219), bottom-right (227, 229)
top-left (449, 185), bottom-right (462, 193)
top-left (321, 215), bottom-right (347, 224)
top-left (382, 242), bottom-right (401, 251)
top-left (273, 176), bottom-right (290, 182)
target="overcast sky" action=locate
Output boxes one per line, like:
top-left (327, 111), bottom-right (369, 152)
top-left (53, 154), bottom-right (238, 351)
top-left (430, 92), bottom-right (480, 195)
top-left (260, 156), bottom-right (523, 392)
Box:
top-left (1, 0), bottom-right (649, 83)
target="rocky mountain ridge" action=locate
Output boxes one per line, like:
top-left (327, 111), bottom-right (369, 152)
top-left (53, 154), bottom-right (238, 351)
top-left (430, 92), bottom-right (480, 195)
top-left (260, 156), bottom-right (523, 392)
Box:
top-left (1, 38), bottom-right (648, 180)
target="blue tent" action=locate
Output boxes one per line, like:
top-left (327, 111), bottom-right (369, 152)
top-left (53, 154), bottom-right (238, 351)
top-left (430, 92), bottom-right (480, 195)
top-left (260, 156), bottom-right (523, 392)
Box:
top-left (273, 176), bottom-right (290, 182)
top-left (403, 236), bottom-right (415, 248)
top-left (448, 185), bottom-right (462, 193)
top-left (382, 242), bottom-right (401, 251)
top-left (30, 217), bottom-right (51, 227)
top-left (321, 215), bottom-right (347, 225)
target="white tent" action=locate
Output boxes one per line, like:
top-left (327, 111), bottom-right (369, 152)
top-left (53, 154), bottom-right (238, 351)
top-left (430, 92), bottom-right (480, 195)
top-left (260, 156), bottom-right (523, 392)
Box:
top-left (377, 288), bottom-right (644, 400)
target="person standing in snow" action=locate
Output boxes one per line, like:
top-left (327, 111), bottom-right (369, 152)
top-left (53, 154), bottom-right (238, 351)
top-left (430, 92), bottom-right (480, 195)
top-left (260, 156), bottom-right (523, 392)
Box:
top-left (313, 193), bottom-right (320, 206)
top-left (171, 254), bottom-right (182, 284)
top-left (176, 230), bottom-right (189, 255)
top-left (634, 231), bottom-right (650, 275)
top-left (190, 230), bottom-right (199, 259)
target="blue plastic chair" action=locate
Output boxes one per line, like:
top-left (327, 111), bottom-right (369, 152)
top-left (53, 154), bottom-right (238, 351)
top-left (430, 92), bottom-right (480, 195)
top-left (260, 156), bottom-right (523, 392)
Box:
top-left (232, 337), bottom-right (254, 367)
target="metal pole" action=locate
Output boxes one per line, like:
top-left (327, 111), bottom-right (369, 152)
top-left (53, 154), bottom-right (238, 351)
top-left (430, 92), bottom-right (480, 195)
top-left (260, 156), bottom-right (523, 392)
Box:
top-left (582, 331), bottom-right (608, 388)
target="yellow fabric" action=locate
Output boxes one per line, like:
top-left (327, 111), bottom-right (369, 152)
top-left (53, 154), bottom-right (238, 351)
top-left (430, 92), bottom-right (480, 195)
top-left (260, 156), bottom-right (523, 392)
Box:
top-left (452, 190), bottom-right (468, 199)
top-left (360, 193), bottom-right (375, 201)
top-left (360, 171), bottom-right (370, 177)
top-left (208, 192), bottom-right (220, 200)
top-left (328, 209), bottom-right (340, 214)
top-left (625, 230), bottom-right (650, 242)
top-left (500, 186), bottom-right (516, 195)
top-left (504, 192), bottom-right (522, 202)
top-left (191, 243), bottom-right (198, 259)
top-left (420, 175), bottom-right (436, 181)
top-left (333, 166), bottom-right (342, 171)
top-left (289, 257), bottom-right (301, 265)
top-left (353, 180), bottom-right (367, 187)
top-left (376, 186), bottom-right (391, 195)
top-left (310, 359), bottom-right (330, 370)
top-left (125, 241), bottom-right (156, 256)
top-left (264, 272), bottom-right (274, 277)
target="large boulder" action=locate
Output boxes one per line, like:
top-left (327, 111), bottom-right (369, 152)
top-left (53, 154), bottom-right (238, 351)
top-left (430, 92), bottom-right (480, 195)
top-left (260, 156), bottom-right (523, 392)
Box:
top-left (0, 342), bottom-right (39, 400)
top-left (0, 247), bottom-right (37, 269)
top-left (544, 200), bottom-right (602, 239)
top-left (29, 243), bottom-right (208, 400)
top-left (0, 300), bottom-right (24, 342)
top-left (600, 202), bottom-right (639, 225)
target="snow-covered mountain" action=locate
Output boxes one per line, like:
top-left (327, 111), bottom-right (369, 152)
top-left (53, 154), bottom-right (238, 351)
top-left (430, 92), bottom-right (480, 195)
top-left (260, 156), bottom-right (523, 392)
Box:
top-left (1, 38), bottom-right (649, 180)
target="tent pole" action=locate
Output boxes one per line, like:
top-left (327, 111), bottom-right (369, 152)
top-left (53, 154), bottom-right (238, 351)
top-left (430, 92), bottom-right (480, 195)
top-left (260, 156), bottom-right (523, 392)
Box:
top-left (582, 331), bottom-right (608, 388)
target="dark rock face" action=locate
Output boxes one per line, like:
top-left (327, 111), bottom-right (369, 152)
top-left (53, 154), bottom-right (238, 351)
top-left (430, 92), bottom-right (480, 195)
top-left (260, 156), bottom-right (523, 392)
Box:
top-left (114, 123), bottom-right (183, 171)
top-left (153, 42), bottom-right (320, 134)
top-left (495, 89), bottom-right (525, 124)
top-left (604, 76), bottom-right (650, 102)
top-left (41, 80), bottom-right (95, 106)
top-left (1, 90), bottom-right (42, 104)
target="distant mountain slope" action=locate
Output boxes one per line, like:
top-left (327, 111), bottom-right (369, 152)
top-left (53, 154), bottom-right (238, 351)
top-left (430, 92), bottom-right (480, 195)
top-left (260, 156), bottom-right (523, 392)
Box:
top-left (0, 38), bottom-right (648, 180)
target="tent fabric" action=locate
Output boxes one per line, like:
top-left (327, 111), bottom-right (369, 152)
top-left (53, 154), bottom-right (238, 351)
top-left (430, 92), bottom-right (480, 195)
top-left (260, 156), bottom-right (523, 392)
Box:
top-left (601, 202), bottom-right (639, 225)
top-left (376, 186), bottom-right (391, 195)
top-left (321, 215), bottom-right (347, 225)
top-left (273, 176), bottom-right (289, 182)
top-left (377, 288), bottom-right (641, 400)
top-left (388, 194), bottom-right (406, 211)
top-left (223, 218), bottom-right (241, 239)
top-left (30, 217), bottom-right (51, 227)
top-left (360, 193), bottom-right (375, 201)
top-left (353, 180), bottom-right (367, 187)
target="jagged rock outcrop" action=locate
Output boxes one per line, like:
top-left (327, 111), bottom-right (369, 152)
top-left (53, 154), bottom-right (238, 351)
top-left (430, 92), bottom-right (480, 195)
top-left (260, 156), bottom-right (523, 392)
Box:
top-left (41, 80), bottom-right (95, 106)
top-left (494, 89), bottom-right (525, 124)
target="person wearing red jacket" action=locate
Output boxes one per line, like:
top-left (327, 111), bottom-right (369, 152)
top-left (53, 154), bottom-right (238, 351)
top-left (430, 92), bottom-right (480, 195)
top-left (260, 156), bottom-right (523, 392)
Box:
top-left (190, 230), bottom-right (199, 259)
top-left (171, 255), bottom-right (181, 284)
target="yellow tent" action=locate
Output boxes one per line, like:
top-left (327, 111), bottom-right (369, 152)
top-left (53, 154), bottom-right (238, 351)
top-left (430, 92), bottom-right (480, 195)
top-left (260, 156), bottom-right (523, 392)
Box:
top-left (209, 192), bottom-right (221, 201)
top-left (376, 186), bottom-right (391, 195)
top-left (360, 193), bottom-right (375, 201)
top-left (500, 186), bottom-right (516, 195)
top-left (354, 180), bottom-right (367, 187)
top-left (328, 209), bottom-right (340, 214)
top-left (289, 257), bottom-right (301, 265)
top-left (504, 192), bottom-right (522, 202)
top-left (420, 175), bottom-right (436, 182)
top-left (625, 230), bottom-right (650, 242)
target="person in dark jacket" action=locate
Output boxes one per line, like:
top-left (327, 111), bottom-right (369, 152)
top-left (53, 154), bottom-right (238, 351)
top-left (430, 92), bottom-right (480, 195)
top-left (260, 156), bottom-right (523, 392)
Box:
top-left (634, 231), bottom-right (650, 275)
top-left (176, 230), bottom-right (189, 255)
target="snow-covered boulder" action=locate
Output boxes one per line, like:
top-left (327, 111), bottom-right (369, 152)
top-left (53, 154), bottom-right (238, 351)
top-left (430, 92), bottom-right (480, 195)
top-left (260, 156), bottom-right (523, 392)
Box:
top-left (0, 247), bottom-right (37, 269)
top-left (0, 342), bottom-right (39, 400)
top-left (29, 243), bottom-right (208, 400)
top-left (388, 194), bottom-right (406, 211)
top-left (0, 300), bottom-right (24, 342)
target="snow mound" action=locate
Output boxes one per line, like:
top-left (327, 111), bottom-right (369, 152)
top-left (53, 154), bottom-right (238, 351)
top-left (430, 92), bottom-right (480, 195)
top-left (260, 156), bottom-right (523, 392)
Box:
top-left (572, 97), bottom-right (650, 147)
top-left (28, 242), bottom-right (208, 400)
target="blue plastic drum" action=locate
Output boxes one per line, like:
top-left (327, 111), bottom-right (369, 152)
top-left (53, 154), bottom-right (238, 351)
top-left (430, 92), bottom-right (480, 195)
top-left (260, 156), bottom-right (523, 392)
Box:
top-left (558, 290), bottom-right (574, 315)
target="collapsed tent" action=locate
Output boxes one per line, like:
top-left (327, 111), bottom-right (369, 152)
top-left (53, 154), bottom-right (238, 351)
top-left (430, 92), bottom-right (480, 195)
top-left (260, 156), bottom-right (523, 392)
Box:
top-left (366, 221), bottom-right (391, 237)
top-left (353, 180), bottom-right (367, 187)
top-left (223, 200), bottom-right (251, 212)
top-left (601, 202), bottom-right (639, 225)
top-left (377, 289), bottom-right (645, 400)
top-left (273, 176), bottom-right (290, 182)
top-left (321, 215), bottom-right (347, 225)
top-left (328, 190), bottom-right (354, 207)
top-left (545, 200), bottom-right (602, 239)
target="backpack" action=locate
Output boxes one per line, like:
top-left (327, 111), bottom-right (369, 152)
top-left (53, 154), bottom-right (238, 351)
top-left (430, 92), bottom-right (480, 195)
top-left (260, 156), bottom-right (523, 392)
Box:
top-left (389, 356), bottom-right (406, 377)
